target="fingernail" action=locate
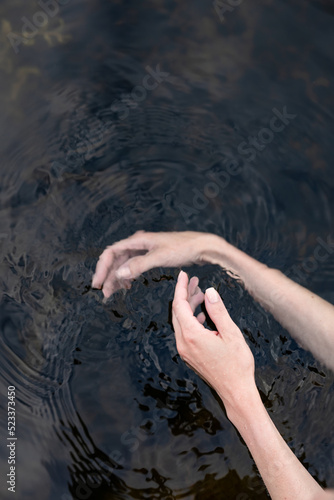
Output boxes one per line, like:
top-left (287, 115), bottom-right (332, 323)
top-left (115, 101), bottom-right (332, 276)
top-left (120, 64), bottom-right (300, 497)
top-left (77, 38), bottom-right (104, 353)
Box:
top-left (206, 287), bottom-right (219, 303)
top-left (116, 267), bottom-right (131, 279)
top-left (178, 270), bottom-right (184, 281)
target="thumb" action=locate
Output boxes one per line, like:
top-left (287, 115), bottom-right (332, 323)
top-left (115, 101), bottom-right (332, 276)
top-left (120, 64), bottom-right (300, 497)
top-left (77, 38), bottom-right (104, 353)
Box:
top-left (115, 252), bottom-right (161, 280)
top-left (204, 288), bottom-right (238, 337)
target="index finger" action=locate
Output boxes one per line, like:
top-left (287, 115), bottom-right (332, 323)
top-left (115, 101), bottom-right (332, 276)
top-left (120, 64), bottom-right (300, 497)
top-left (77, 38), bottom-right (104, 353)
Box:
top-left (92, 248), bottom-right (115, 288)
top-left (92, 231), bottom-right (151, 288)
top-left (107, 230), bottom-right (154, 252)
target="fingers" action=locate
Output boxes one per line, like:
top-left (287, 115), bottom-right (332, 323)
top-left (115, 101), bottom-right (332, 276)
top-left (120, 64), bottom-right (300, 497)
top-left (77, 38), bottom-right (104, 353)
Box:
top-left (92, 246), bottom-right (131, 290)
top-left (102, 275), bottom-right (132, 298)
top-left (204, 287), bottom-right (240, 338)
top-left (195, 311), bottom-right (219, 331)
top-left (115, 251), bottom-right (162, 280)
top-left (172, 272), bottom-right (215, 364)
top-left (92, 230), bottom-right (151, 289)
top-left (187, 276), bottom-right (205, 311)
top-left (92, 247), bottom-right (115, 289)
top-left (106, 230), bottom-right (153, 253)
top-left (100, 252), bottom-right (134, 298)
top-left (188, 276), bottom-right (199, 297)
top-left (172, 271), bottom-right (203, 330)
top-left (188, 286), bottom-right (205, 313)
top-left (196, 312), bottom-right (206, 324)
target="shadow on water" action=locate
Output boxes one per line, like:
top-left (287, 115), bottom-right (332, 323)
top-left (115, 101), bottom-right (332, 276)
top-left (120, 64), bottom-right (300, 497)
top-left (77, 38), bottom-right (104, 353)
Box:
top-left (0, 0), bottom-right (334, 499)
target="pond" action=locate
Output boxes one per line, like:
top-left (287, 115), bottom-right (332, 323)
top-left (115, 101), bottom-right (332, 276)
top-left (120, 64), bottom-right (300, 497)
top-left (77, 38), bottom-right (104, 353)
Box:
top-left (0, 0), bottom-right (334, 499)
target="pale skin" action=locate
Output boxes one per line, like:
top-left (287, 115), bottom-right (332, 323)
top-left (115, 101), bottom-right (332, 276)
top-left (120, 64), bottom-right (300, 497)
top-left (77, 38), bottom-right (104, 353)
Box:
top-left (92, 230), bottom-right (334, 500)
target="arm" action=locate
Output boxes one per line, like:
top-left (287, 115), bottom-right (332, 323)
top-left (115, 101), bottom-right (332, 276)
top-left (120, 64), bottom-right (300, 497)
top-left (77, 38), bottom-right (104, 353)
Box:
top-left (172, 271), bottom-right (324, 500)
top-left (92, 230), bottom-right (334, 370)
top-left (202, 234), bottom-right (334, 371)
top-left (228, 389), bottom-right (323, 500)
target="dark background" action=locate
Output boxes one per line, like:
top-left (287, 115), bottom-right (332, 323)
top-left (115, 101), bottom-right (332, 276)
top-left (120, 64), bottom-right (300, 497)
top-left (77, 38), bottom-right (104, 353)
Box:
top-left (0, 0), bottom-right (333, 498)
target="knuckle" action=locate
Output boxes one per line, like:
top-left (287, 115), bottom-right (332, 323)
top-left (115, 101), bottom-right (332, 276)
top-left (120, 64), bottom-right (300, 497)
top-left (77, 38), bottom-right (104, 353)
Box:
top-left (183, 329), bottom-right (195, 344)
top-left (134, 229), bottom-right (146, 237)
top-left (172, 300), bottom-right (179, 313)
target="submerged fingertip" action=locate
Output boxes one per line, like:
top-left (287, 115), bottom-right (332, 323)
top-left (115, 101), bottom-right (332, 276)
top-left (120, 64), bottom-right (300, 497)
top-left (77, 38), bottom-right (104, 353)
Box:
top-left (102, 289), bottom-right (112, 300)
top-left (197, 312), bottom-right (206, 324)
top-left (92, 280), bottom-right (102, 289)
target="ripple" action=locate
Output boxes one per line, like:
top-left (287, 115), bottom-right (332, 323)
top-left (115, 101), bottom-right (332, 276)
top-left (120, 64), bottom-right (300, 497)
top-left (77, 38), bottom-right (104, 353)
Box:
top-left (1, 4), bottom-right (334, 496)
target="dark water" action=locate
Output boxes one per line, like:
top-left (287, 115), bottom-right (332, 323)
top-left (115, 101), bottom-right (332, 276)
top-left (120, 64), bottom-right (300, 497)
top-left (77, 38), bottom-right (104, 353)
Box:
top-left (1, 0), bottom-right (334, 499)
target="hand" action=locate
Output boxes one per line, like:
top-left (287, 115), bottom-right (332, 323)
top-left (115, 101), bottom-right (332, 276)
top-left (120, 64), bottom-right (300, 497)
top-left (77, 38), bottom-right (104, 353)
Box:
top-left (172, 270), bottom-right (257, 416)
top-left (92, 230), bottom-right (212, 298)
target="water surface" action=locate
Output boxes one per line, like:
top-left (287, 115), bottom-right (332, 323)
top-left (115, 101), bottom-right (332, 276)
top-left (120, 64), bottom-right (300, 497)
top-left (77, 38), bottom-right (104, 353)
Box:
top-left (0, 1), bottom-right (334, 499)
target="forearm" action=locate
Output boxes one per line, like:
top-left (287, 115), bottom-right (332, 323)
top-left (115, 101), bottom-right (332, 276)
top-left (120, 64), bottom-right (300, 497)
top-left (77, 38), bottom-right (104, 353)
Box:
top-left (202, 235), bottom-right (334, 370)
top-left (223, 388), bottom-right (323, 500)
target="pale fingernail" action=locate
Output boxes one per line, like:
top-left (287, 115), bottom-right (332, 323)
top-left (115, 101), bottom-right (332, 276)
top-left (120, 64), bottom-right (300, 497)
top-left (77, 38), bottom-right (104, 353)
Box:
top-left (116, 267), bottom-right (132, 279)
top-left (206, 287), bottom-right (219, 303)
top-left (178, 270), bottom-right (184, 281)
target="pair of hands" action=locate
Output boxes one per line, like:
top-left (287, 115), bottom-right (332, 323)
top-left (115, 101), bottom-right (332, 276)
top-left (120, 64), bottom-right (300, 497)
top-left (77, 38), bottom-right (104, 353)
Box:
top-left (92, 231), bottom-right (334, 499)
top-left (92, 230), bottom-right (256, 411)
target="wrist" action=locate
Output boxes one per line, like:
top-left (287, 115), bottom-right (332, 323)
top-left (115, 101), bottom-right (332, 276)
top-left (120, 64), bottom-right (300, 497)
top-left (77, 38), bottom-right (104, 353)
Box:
top-left (221, 383), bottom-right (264, 428)
top-left (200, 234), bottom-right (232, 265)
top-left (201, 234), bottom-right (269, 277)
